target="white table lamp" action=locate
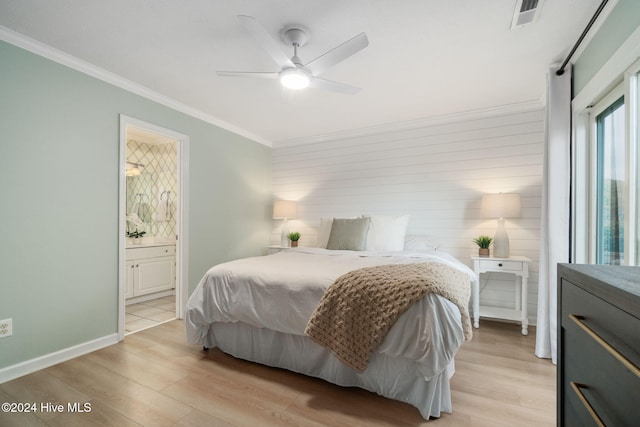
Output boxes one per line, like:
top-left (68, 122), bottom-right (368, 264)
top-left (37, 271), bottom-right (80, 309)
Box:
top-left (273, 200), bottom-right (297, 247)
top-left (481, 193), bottom-right (521, 258)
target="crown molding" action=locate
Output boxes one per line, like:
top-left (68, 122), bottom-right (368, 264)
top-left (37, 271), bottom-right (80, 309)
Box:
top-left (0, 26), bottom-right (272, 147)
top-left (273, 99), bottom-right (544, 148)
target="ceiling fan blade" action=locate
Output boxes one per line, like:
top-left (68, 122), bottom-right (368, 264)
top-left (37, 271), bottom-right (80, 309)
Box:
top-left (304, 32), bottom-right (369, 76)
top-left (237, 15), bottom-right (295, 69)
top-left (308, 77), bottom-right (361, 95)
top-left (216, 71), bottom-right (279, 79)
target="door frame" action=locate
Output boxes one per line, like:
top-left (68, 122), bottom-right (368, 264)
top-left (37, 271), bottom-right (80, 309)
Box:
top-left (118, 114), bottom-right (189, 341)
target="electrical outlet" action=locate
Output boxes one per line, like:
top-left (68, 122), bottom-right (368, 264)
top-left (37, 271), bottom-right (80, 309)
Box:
top-left (0, 318), bottom-right (12, 338)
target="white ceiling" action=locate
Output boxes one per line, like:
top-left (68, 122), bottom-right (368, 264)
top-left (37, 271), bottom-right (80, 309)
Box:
top-left (0, 0), bottom-right (604, 146)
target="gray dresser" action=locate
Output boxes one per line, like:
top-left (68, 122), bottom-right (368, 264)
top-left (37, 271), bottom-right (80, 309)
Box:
top-left (558, 264), bottom-right (640, 426)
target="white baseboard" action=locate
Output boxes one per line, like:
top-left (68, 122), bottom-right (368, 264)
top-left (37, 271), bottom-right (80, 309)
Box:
top-left (0, 334), bottom-right (118, 384)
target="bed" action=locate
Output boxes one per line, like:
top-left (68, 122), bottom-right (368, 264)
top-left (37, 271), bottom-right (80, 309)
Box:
top-left (185, 241), bottom-right (476, 420)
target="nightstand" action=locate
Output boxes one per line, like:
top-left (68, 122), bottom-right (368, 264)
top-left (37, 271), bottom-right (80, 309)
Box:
top-left (470, 255), bottom-right (531, 335)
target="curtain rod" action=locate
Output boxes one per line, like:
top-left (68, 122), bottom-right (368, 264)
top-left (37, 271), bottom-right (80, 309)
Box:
top-left (556, 0), bottom-right (609, 76)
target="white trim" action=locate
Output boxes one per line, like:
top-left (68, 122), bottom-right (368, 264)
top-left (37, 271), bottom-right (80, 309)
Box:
top-left (0, 25), bottom-right (271, 148)
top-left (624, 59), bottom-right (640, 265)
top-left (0, 334), bottom-right (117, 384)
top-left (118, 118), bottom-right (127, 341)
top-left (273, 100), bottom-right (544, 147)
top-left (176, 124), bottom-right (190, 320)
top-left (587, 84), bottom-right (625, 263)
top-left (118, 115), bottom-right (189, 341)
top-left (571, 109), bottom-right (590, 263)
top-left (573, 22), bottom-right (640, 112)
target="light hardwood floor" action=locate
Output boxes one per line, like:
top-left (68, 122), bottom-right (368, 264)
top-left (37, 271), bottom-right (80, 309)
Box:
top-left (0, 320), bottom-right (556, 426)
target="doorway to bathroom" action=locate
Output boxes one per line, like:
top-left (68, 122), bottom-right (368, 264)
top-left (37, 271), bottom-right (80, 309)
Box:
top-left (118, 115), bottom-right (189, 340)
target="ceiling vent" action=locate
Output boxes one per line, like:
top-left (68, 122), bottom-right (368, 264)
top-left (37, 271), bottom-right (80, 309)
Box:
top-left (511, 0), bottom-right (544, 29)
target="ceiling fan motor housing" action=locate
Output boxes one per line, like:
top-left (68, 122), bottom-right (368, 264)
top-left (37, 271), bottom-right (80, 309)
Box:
top-left (282, 27), bottom-right (309, 47)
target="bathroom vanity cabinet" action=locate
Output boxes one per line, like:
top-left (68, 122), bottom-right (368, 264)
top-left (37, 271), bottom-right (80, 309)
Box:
top-left (126, 245), bottom-right (175, 299)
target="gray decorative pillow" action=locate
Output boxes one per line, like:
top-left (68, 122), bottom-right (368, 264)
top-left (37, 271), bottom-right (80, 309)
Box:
top-left (326, 217), bottom-right (371, 251)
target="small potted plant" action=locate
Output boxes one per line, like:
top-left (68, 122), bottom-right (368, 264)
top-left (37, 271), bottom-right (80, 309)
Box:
top-left (127, 230), bottom-right (147, 239)
top-left (127, 230), bottom-right (146, 244)
top-left (126, 213), bottom-right (146, 244)
top-left (287, 231), bottom-right (301, 247)
top-left (473, 235), bottom-right (493, 257)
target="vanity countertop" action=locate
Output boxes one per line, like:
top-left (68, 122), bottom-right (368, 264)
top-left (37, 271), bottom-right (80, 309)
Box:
top-left (126, 237), bottom-right (176, 249)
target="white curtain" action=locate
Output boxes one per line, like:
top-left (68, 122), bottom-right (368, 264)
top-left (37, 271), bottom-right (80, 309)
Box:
top-left (535, 66), bottom-right (572, 364)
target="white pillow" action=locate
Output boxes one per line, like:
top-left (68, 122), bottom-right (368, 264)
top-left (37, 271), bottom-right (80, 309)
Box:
top-left (364, 215), bottom-right (410, 252)
top-left (316, 218), bottom-right (333, 248)
top-left (404, 235), bottom-right (439, 251)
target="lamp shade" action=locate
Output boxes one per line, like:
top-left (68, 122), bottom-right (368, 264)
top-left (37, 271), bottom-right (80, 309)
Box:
top-left (481, 193), bottom-right (521, 219)
top-left (273, 200), bottom-right (297, 219)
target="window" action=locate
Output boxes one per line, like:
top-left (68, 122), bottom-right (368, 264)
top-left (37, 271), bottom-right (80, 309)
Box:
top-left (573, 56), bottom-right (640, 267)
top-left (595, 97), bottom-right (625, 264)
top-left (574, 59), bottom-right (640, 266)
top-left (633, 69), bottom-right (640, 265)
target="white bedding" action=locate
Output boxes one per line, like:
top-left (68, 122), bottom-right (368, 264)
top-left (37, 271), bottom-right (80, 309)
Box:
top-left (185, 247), bottom-right (475, 380)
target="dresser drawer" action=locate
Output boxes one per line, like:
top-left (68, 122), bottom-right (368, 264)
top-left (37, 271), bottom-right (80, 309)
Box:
top-left (562, 280), bottom-right (640, 368)
top-left (477, 259), bottom-right (522, 272)
top-left (126, 245), bottom-right (175, 260)
top-left (560, 280), bottom-right (640, 426)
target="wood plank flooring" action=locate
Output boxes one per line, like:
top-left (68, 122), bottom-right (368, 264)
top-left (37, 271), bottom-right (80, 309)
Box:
top-left (0, 320), bottom-right (556, 426)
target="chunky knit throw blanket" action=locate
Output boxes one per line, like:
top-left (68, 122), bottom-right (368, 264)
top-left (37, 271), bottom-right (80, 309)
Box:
top-left (305, 262), bottom-right (472, 372)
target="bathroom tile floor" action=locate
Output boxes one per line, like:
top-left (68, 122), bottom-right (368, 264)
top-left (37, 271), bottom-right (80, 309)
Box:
top-left (125, 294), bottom-right (176, 334)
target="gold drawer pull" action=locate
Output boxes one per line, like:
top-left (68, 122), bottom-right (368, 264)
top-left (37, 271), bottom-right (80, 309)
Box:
top-left (570, 382), bottom-right (605, 427)
top-left (570, 314), bottom-right (640, 378)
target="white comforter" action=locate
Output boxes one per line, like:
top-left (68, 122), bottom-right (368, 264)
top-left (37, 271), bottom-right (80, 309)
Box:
top-left (185, 247), bottom-right (476, 378)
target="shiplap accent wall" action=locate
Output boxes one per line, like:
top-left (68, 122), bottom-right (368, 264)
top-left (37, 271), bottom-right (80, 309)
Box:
top-left (272, 107), bottom-right (544, 324)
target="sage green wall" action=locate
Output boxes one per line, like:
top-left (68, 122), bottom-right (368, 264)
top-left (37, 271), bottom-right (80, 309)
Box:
top-left (573, 0), bottom-right (640, 94)
top-left (0, 41), bottom-right (272, 370)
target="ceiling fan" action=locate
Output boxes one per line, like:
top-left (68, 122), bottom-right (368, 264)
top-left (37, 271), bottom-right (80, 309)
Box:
top-left (217, 15), bottom-right (369, 94)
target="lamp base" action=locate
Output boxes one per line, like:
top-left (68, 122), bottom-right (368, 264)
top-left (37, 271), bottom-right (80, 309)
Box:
top-left (493, 218), bottom-right (510, 258)
top-left (280, 218), bottom-right (290, 247)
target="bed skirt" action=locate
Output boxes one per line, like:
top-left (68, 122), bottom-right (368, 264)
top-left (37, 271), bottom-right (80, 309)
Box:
top-left (203, 321), bottom-right (455, 420)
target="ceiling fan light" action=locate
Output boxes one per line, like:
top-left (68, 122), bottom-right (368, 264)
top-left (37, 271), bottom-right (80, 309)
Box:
top-left (280, 68), bottom-right (310, 90)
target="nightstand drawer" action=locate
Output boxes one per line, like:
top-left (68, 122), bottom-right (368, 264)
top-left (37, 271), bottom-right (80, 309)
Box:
top-left (127, 245), bottom-right (176, 260)
top-left (478, 259), bottom-right (522, 272)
